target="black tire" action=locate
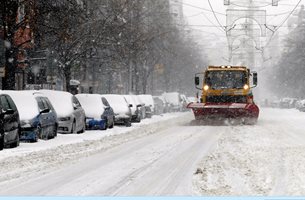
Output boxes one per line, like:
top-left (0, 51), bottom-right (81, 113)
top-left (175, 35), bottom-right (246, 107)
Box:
top-left (135, 115), bottom-right (141, 123)
top-left (125, 120), bottom-right (131, 127)
top-left (49, 125), bottom-right (57, 139)
top-left (71, 121), bottom-right (76, 134)
top-left (54, 124), bottom-right (58, 137)
top-left (11, 133), bottom-right (19, 148)
top-left (33, 126), bottom-right (40, 142)
top-left (109, 117), bottom-right (114, 129)
top-left (102, 118), bottom-right (107, 130)
top-left (79, 120), bottom-right (85, 134)
top-left (0, 135), bottom-right (4, 151)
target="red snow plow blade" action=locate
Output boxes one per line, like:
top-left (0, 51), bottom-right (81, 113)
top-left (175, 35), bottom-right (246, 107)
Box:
top-left (187, 102), bottom-right (259, 123)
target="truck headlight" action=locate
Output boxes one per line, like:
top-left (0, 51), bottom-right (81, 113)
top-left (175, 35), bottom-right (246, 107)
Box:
top-left (203, 85), bottom-right (209, 91)
top-left (243, 84), bottom-right (249, 90)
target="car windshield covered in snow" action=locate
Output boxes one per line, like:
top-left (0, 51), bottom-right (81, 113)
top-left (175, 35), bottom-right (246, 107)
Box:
top-left (205, 71), bottom-right (246, 89)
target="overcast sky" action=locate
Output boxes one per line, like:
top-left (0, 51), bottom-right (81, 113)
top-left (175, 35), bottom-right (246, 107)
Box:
top-left (183, 0), bottom-right (304, 39)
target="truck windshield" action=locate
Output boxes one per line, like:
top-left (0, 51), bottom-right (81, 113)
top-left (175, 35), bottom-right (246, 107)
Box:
top-left (205, 71), bottom-right (247, 89)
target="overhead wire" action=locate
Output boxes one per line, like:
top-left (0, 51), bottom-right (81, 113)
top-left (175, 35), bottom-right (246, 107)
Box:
top-left (263, 0), bottom-right (302, 50)
top-left (207, 0), bottom-right (226, 32)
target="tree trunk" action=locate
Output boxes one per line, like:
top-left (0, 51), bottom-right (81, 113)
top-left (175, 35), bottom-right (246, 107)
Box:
top-left (64, 65), bottom-right (71, 92)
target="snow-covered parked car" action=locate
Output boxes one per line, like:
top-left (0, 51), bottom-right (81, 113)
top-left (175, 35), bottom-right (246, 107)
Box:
top-left (102, 94), bottom-right (132, 127)
top-left (4, 90), bottom-right (58, 142)
top-left (138, 95), bottom-right (155, 118)
top-left (124, 95), bottom-right (142, 122)
top-left (187, 97), bottom-right (197, 103)
top-left (297, 99), bottom-right (305, 112)
top-left (162, 92), bottom-right (183, 112)
top-left (153, 96), bottom-right (170, 115)
top-left (40, 90), bottom-right (86, 134)
top-left (0, 91), bottom-right (20, 150)
top-left (179, 94), bottom-right (189, 111)
top-left (279, 98), bottom-right (297, 109)
top-left (76, 94), bottom-right (115, 130)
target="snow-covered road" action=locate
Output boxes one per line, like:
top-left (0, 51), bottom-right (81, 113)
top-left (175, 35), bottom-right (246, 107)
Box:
top-left (1, 108), bottom-right (305, 195)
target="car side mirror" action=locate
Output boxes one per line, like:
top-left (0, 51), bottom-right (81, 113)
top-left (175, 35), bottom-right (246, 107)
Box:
top-left (136, 104), bottom-right (142, 108)
top-left (40, 108), bottom-right (50, 114)
top-left (195, 77), bottom-right (200, 86)
top-left (3, 109), bottom-right (14, 115)
top-left (253, 72), bottom-right (258, 87)
top-left (129, 104), bottom-right (133, 108)
top-left (73, 103), bottom-right (79, 110)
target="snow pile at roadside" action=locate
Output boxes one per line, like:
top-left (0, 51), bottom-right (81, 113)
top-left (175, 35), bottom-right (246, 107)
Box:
top-left (0, 112), bottom-right (190, 185)
top-left (193, 108), bottom-right (305, 196)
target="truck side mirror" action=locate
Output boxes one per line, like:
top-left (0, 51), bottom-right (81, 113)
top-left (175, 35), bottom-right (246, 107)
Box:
top-left (195, 77), bottom-right (200, 86)
top-left (253, 72), bottom-right (258, 87)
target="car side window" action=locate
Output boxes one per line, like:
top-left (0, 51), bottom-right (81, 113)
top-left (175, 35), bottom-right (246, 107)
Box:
top-left (5, 95), bottom-right (17, 111)
top-left (44, 98), bottom-right (54, 111)
top-left (41, 97), bottom-right (51, 110)
top-left (72, 96), bottom-right (81, 108)
top-left (36, 97), bottom-right (46, 110)
top-left (101, 97), bottom-right (110, 107)
top-left (0, 95), bottom-right (10, 111)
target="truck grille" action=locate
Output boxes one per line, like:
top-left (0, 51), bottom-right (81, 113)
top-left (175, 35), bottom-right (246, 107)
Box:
top-left (206, 95), bottom-right (247, 103)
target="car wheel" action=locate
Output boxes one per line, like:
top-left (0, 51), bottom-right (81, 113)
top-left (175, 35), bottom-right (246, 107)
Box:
top-left (102, 119), bottom-right (107, 130)
top-left (11, 133), bottom-right (19, 148)
top-left (136, 115), bottom-right (141, 123)
top-left (109, 117), bottom-right (114, 129)
top-left (71, 121), bottom-right (76, 134)
top-left (0, 135), bottom-right (4, 151)
top-left (125, 120), bottom-right (131, 127)
top-left (33, 125), bottom-right (40, 142)
top-left (50, 125), bottom-right (57, 139)
top-left (54, 124), bottom-right (58, 137)
top-left (79, 120), bottom-right (85, 134)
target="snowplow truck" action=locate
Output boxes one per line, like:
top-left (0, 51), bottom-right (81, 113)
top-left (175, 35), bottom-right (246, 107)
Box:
top-left (187, 66), bottom-right (259, 124)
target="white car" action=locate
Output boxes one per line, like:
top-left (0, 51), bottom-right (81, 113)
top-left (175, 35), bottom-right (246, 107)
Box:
top-left (124, 95), bottom-right (142, 122)
top-left (40, 90), bottom-right (86, 134)
top-left (138, 94), bottom-right (155, 118)
top-left (102, 94), bottom-right (132, 127)
top-left (162, 92), bottom-right (183, 112)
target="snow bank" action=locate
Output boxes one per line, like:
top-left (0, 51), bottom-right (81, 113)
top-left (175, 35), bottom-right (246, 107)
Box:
top-left (0, 112), bottom-right (189, 186)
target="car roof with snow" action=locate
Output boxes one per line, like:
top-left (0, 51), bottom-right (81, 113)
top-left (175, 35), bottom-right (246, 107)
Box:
top-left (39, 90), bottom-right (74, 117)
top-left (1, 90), bottom-right (40, 121)
top-left (101, 94), bottom-right (129, 114)
top-left (76, 94), bottom-right (105, 119)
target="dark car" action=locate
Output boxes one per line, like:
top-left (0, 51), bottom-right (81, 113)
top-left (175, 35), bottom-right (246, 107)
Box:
top-left (0, 92), bottom-right (20, 150)
top-left (5, 91), bottom-right (58, 142)
top-left (76, 94), bottom-right (115, 130)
